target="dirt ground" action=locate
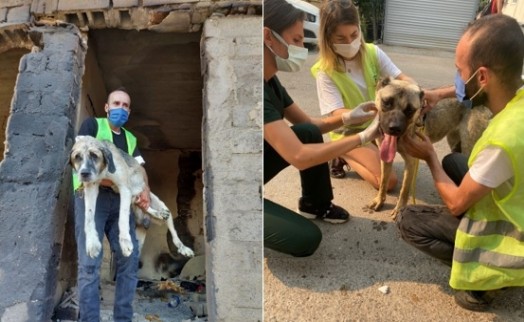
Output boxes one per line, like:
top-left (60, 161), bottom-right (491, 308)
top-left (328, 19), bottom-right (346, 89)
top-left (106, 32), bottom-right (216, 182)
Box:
top-left (263, 46), bottom-right (524, 321)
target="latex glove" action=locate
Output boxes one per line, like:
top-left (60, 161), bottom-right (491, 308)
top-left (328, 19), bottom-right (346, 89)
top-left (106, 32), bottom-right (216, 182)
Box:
top-left (357, 115), bottom-right (380, 145)
top-left (342, 102), bottom-right (377, 125)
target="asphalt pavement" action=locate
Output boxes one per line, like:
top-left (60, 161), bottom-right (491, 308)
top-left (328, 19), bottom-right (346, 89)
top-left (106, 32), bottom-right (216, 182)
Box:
top-left (263, 45), bottom-right (524, 321)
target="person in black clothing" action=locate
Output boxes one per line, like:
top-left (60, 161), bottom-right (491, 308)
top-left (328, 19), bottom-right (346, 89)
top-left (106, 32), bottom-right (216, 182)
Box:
top-left (264, 0), bottom-right (380, 257)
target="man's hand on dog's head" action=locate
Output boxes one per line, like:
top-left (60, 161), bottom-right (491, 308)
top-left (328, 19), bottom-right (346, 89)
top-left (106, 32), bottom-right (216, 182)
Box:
top-left (401, 131), bottom-right (436, 162)
top-left (342, 101), bottom-right (377, 126)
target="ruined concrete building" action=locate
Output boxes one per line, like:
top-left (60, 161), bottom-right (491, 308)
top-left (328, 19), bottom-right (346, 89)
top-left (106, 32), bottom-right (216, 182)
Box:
top-left (0, 0), bottom-right (262, 321)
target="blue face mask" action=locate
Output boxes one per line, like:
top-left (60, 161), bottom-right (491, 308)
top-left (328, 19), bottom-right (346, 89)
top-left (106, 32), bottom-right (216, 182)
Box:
top-left (454, 71), bottom-right (472, 109)
top-left (108, 108), bottom-right (129, 127)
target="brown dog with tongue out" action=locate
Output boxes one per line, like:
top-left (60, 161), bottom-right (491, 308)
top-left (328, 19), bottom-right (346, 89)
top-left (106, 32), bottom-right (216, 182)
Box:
top-left (368, 76), bottom-right (488, 219)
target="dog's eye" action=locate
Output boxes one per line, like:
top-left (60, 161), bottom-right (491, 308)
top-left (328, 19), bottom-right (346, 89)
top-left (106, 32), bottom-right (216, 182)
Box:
top-left (382, 98), bottom-right (394, 110)
top-left (74, 154), bottom-right (82, 162)
top-left (89, 152), bottom-right (98, 161)
top-left (404, 104), bottom-right (416, 117)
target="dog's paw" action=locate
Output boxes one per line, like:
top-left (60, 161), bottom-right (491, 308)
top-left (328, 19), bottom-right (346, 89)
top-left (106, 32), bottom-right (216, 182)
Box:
top-left (86, 235), bottom-right (102, 258)
top-left (147, 207), bottom-right (170, 221)
top-left (119, 236), bottom-right (134, 257)
top-left (368, 197), bottom-right (385, 211)
top-left (158, 208), bottom-right (170, 221)
top-left (178, 245), bottom-right (195, 257)
top-left (390, 207), bottom-right (401, 220)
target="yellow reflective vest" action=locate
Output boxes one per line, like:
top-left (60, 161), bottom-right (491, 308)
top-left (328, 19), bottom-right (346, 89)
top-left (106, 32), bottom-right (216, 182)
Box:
top-left (311, 43), bottom-right (381, 141)
top-left (72, 118), bottom-right (137, 190)
top-left (450, 87), bottom-right (524, 290)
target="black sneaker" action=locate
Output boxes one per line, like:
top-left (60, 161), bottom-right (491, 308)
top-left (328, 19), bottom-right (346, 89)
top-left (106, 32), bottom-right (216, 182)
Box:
top-left (454, 290), bottom-right (494, 312)
top-left (329, 157), bottom-right (349, 179)
top-left (298, 198), bottom-right (350, 224)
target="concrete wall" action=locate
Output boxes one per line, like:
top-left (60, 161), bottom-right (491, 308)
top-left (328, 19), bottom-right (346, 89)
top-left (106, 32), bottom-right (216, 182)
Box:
top-left (0, 24), bottom-right (85, 321)
top-left (201, 16), bottom-right (262, 322)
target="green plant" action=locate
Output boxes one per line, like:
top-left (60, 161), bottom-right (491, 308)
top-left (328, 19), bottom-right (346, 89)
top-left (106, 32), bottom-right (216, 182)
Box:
top-left (354, 0), bottom-right (385, 42)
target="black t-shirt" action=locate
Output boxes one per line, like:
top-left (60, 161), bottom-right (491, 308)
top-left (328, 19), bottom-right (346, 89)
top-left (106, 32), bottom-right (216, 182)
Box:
top-left (78, 117), bottom-right (142, 159)
top-left (264, 76), bottom-right (294, 124)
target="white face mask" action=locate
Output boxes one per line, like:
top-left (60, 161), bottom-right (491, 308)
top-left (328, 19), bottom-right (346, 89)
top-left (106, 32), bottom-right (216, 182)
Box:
top-left (333, 33), bottom-right (361, 60)
top-left (267, 30), bottom-right (308, 72)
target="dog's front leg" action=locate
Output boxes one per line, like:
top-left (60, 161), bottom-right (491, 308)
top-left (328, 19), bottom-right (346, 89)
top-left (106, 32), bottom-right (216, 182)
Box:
top-left (84, 184), bottom-right (102, 258)
top-left (117, 187), bottom-right (134, 257)
top-left (391, 154), bottom-right (418, 219)
top-left (368, 161), bottom-right (393, 211)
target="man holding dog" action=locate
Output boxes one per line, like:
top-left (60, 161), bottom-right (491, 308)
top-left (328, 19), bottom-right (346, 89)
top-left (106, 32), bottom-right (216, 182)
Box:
top-left (73, 89), bottom-right (150, 321)
top-left (397, 14), bottom-right (524, 311)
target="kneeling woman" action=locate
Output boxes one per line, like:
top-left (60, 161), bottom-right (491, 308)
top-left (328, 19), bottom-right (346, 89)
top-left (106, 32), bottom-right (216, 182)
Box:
top-left (264, 0), bottom-right (380, 257)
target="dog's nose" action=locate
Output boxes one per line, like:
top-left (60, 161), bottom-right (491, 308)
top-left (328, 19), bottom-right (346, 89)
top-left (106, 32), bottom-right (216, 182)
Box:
top-left (388, 125), bottom-right (402, 136)
top-left (80, 171), bottom-right (91, 180)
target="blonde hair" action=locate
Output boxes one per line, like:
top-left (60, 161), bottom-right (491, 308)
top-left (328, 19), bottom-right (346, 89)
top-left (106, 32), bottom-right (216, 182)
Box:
top-left (318, 0), bottom-right (365, 73)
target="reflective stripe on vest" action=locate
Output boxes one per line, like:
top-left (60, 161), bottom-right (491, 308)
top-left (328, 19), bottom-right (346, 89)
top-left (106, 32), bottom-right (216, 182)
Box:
top-left (311, 43), bottom-right (380, 141)
top-left (450, 88), bottom-right (524, 290)
top-left (72, 118), bottom-right (137, 190)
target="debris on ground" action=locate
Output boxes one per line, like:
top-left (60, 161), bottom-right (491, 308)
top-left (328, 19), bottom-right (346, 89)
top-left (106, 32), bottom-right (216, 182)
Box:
top-left (378, 285), bottom-right (390, 295)
top-left (52, 277), bottom-right (207, 321)
top-left (53, 255), bottom-right (207, 321)
top-left (52, 287), bottom-right (79, 321)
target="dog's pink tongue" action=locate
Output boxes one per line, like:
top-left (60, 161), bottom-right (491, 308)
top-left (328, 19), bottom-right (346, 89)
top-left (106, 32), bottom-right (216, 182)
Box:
top-left (380, 134), bottom-right (397, 163)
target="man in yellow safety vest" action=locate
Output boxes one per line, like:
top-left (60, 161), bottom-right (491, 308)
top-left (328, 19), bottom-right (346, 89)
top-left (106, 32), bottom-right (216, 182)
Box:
top-left (397, 14), bottom-right (524, 312)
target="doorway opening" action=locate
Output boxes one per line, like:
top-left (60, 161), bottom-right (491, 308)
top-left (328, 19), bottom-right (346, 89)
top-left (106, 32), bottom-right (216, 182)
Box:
top-left (77, 28), bottom-right (204, 282)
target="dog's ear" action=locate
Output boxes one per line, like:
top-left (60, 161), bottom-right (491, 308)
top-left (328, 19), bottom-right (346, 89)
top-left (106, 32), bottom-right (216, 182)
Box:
top-left (101, 146), bottom-right (116, 174)
top-left (69, 151), bottom-right (76, 168)
top-left (377, 77), bottom-right (392, 90)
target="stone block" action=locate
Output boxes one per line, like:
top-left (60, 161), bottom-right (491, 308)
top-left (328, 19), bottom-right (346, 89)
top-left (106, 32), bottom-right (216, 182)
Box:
top-left (1, 0), bottom-right (30, 8)
top-left (6, 4), bottom-right (30, 23)
top-left (148, 10), bottom-right (190, 32)
top-left (196, 1), bottom-right (213, 9)
top-left (143, 0), bottom-right (197, 6)
top-left (113, 0), bottom-right (138, 8)
top-left (31, 0), bottom-right (58, 15)
top-left (57, 0), bottom-right (110, 11)
top-left (191, 8), bottom-right (207, 24)
top-left (0, 8), bottom-right (7, 22)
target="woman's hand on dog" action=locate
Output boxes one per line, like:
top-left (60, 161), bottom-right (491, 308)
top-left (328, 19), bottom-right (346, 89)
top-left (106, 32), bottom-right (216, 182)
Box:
top-left (342, 101), bottom-right (377, 125)
top-left (401, 131), bottom-right (437, 162)
top-left (357, 115), bottom-right (380, 145)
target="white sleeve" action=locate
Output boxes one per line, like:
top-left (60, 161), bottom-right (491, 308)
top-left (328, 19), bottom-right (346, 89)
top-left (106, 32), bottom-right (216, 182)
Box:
top-left (376, 46), bottom-right (402, 79)
top-left (135, 155), bottom-right (145, 165)
top-left (316, 71), bottom-right (346, 116)
top-left (469, 146), bottom-right (513, 188)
